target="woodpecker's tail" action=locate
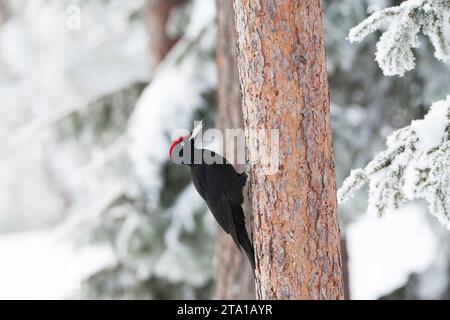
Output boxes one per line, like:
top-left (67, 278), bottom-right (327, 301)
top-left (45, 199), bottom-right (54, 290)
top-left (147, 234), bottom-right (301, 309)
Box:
top-left (232, 205), bottom-right (255, 273)
top-left (238, 223), bottom-right (256, 273)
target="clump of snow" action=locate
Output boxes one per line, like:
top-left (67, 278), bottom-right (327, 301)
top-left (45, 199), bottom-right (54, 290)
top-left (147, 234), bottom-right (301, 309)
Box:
top-left (411, 97), bottom-right (449, 151)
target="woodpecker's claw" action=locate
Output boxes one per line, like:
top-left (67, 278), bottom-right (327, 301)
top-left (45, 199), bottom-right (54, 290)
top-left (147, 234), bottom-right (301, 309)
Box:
top-left (245, 159), bottom-right (258, 172)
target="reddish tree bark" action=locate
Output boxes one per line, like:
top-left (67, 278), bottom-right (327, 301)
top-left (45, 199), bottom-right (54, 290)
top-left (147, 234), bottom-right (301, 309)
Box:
top-left (233, 0), bottom-right (344, 299)
top-left (215, 0), bottom-right (255, 300)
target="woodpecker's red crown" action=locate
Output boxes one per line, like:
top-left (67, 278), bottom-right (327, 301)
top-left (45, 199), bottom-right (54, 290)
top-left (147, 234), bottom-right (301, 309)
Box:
top-left (169, 134), bottom-right (189, 159)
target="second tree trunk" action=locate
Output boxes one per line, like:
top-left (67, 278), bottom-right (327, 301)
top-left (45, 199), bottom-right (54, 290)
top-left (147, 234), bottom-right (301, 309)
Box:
top-left (215, 0), bottom-right (256, 299)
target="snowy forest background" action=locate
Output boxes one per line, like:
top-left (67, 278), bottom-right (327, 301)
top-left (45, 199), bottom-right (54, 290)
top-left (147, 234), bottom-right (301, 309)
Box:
top-left (0, 0), bottom-right (449, 299)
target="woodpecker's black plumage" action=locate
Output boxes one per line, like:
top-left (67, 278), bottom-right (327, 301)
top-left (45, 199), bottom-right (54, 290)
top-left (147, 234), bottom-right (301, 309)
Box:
top-left (170, 131), bottom-right (255, 271)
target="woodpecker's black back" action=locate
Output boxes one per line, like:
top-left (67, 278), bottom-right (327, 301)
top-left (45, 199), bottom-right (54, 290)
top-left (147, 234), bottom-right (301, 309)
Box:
top-left (190, 155), bottom-right (255, 271)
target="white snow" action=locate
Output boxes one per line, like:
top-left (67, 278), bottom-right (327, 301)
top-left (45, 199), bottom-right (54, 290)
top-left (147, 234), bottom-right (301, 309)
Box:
top-left (0, 0), bottom-right (150, 231)
top-left (347, 204), bottom-right (437, 299)
top-left (415, 259), bottom-right (449, 299)
top-left (0, 229), bottom-right (113, 299)
top-left (338, 96), bottom-right (450, 227)
top-left (348, 0), bottom-right (450, 76)
top-left (338, 169), bottom-right (368, 204)
top-left (411, 96), bottom-right (449, 151)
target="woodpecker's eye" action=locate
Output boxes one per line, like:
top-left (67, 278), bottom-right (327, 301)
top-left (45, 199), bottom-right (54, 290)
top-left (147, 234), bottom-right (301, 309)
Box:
top-left (180, 141), bottom-right (185, 146)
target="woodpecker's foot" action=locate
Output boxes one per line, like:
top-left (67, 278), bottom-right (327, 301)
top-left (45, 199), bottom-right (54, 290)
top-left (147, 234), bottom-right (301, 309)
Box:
top-left (245, 159), bottom-right (257, 172)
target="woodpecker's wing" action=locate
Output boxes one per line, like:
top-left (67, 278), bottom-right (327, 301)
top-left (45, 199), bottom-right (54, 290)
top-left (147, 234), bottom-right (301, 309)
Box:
top-left (203, 163), bottom-right (247, 249)
top-left (190, 161), bottom-right (254, 269)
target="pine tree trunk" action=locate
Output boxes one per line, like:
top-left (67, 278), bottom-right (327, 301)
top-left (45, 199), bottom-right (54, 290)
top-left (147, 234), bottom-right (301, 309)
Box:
top-left (144, 0), bottom-right (186, 69)
top-left (233, 0), bottom-right (344, 300)
top-left (215, 0), bottom-right (255, 300)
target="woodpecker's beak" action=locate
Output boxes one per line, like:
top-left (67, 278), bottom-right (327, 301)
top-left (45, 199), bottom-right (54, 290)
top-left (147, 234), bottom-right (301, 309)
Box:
top-left (189, 120), bottom-right (204, 141)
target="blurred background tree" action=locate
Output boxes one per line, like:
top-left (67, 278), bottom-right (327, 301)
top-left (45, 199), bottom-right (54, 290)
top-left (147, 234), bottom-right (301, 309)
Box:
top-left (0, 0), bottom-right (449, 299)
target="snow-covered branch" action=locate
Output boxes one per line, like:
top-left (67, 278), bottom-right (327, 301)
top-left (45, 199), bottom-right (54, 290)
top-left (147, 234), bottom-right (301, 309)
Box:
top-left (348, 0), bottom-right (450, 76)
top-left (339, 96), bottom-right (450, 228)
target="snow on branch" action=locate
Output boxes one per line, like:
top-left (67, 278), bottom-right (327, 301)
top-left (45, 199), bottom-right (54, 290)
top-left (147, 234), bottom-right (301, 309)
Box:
top-left (348, 0), bottom-right (450, 76)
top-left (338, 96), bottom-right (450, 228)
top-left (337, 169), bottom-right (368, 204)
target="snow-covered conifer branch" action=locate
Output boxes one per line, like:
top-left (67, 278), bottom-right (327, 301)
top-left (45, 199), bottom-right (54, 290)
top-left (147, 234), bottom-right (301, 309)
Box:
top-left (338, 96), bottom-right (450, 227)
top-left (337, 169), bottom-right (368, 204)
top-left (348, 6), bottom-right (402, 43)
top-left (348, 0), bottom-right (450, 76)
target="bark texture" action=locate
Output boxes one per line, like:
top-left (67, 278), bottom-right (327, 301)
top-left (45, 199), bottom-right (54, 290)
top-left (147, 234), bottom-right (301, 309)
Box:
top-left (215, 0), bottom-right (255, 300)
top-left (233, 0), bottom-right (344, 300)
top-left (144, 0), bottom-right (186, 69)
